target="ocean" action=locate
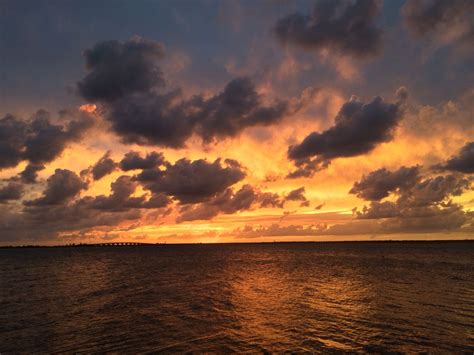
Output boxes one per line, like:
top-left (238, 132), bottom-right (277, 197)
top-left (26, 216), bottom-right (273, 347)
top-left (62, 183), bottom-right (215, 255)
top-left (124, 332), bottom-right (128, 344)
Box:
top-left (1, 241), bottom-right (473, 353)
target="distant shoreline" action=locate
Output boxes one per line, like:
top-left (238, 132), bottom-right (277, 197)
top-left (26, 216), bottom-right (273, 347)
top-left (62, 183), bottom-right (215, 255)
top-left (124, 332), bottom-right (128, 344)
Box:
top-left (1, 239), bottom-right (473, 249)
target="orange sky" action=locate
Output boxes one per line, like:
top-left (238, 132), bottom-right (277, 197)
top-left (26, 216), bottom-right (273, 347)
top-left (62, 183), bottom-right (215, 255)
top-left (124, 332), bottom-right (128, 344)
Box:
top-left (0, 1), bottom-right (473, 245)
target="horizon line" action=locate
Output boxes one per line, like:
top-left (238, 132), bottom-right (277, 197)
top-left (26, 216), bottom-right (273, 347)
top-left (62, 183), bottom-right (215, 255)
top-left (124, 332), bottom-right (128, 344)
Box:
top-left (1, 239), bottom-right (473, 249)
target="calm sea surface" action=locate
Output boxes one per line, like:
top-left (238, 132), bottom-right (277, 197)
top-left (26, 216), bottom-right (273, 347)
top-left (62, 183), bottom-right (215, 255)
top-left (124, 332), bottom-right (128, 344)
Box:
top-left (0, 241), bottom-right (473, 353)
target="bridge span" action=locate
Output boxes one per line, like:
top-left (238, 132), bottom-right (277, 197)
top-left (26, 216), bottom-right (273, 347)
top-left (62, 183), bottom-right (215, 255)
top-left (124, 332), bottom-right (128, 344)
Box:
top-left (65, 242), bottom-right (155, 247)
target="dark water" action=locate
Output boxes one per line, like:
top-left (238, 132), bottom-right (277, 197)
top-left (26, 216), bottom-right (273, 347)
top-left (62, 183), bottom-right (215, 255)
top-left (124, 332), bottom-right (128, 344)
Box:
top-left (0, 242), bottom-right (473, 353)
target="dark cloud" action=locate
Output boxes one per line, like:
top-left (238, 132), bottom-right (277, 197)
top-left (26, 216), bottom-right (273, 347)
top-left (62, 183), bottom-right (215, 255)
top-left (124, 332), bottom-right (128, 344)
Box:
top-left (19, 164), bottom-right (45, 184)
top-left (358, 201), bottom-right (470, 232)
top-left (78, 39), bottom-right (300, 148)
top-left (87, 175), bottom-right (138, 211)
top-left (258, 192), bottom-right (285, 208)
top-left (25, 169), bottom-right (88, 206)
top-left (0, 110), bottom-right (93, 170)
top-left (237, 166), bottom-right (474, 235)
top-left (402, 174), bottom-right (471, 206)
top-left (90, 151), bottom-right (117, 180)
top-left (0, 171), bottom-right (171, 242)
top-left (352, 166), bottom-right (473, 233)
top-left (354, 201), bottom-right (401, 219)
top-left (402, 0), bottom-right (474, 43)
top-left (0, 114), bottom-right (27, 169)
top-left (23, 110), bottom-right (94, 165)
top-left (175, 182), bottom-right (312, 222)
top-left (285, 186), bottom-right (309, 206)
top-left (350, 166), bottom-right (420, 201)
top-left (0, 182), bottom-right (23, 203)
top-left (285, 186), bottom-right (306, 201)
top-left (353, 168), bottom-right (471, 205)
top-left (274, 0), bottom-right (383, 58)
top-left (0, 202), bottom-right (144, 243)
top-left (115, 151), bottom-right (310, 222)
top-left (105, 89), bottom-right (194, 148)
top-left (0, 154), bottom-right (248, 240)
top-left (138, 158), bottom-right (246, 204)
top-left (177, 185), bottom-right (256, 222)
top-left (288, 96), bottom-right (402, 177)
top-left (119, 151), bottom-right (166, 171)
top-left (77, 38), bottom-right (165, 102)
top-left (104, 77), bottom-right (291, 147)
top-left (83, 175), bottom-right (170, 212)
top-left (191, 77), bottom-right (290, 143)
top-left (435, 141), bottom-right (474, 174)
top-left (176, 184), bottom-right (287, 222)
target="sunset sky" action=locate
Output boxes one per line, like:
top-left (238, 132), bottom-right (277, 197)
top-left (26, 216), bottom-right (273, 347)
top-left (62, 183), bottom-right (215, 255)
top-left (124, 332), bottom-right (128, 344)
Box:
top-left (0, 0), bottom-right (473, 245)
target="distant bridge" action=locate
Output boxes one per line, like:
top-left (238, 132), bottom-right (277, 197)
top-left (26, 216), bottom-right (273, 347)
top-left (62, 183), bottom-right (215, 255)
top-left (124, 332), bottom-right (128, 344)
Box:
top-left (0, 242), bottom-right (163, 249)
top-left (65, 242), bottom-right (155, 247)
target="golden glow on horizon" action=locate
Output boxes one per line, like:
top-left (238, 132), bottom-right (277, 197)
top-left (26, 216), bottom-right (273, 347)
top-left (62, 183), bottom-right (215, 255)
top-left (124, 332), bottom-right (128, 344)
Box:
top-left (2, 88), bottom-right (472, 246)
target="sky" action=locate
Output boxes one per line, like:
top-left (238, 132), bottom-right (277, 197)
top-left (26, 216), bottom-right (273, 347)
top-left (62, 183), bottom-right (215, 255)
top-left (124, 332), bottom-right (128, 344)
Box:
top-left (0, 0), bottom-right (473, 245)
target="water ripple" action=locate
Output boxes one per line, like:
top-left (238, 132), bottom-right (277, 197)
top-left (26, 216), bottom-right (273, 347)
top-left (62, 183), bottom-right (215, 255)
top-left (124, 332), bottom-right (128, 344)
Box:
top-left (0, 241), bottom-right (473, 353)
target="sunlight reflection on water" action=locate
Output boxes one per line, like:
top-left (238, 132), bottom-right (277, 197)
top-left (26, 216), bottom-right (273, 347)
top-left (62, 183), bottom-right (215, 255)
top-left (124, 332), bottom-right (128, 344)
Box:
top-left (0, 242), bottom-right (473, 352)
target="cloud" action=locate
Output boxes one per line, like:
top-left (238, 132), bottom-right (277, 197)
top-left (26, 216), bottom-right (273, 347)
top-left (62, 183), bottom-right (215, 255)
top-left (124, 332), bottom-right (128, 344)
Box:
top-left (137, 157), bottom-right (246, 204)
top-left (177, 184), bottom-right (257, 222)
top-left (0, 152), bottom-right (258, 241)
top-left (274, 0), bottom-right (383, 59)
top-left (0, 202), bottom-right (144, 243)
top-left (0, 114), bottom-right (27, 169)
top-left (104, 89), bottom-right (194, 148)
top-left (353, 167), bottom-right (471, 205)
top-left (259, 191), bottom-right (285, 208)
top-left (435, 141), bottom-right (474, 174)
top-left (0, 171), bottom-right (170, 243)
top-left (176, 184), bottom-right (313, 222)
top-left (119, 151), bottom-right (166, 171)
top-left (0, 109), bottom-right (93, 170)
top-left (359, 201), bottom-right (470, 232)
top-left (23, 110), bottom-right (94, 165)
top-left (0, 182), bottom-right (23, 203)
top-left (285, 186), bottom-right (310, 206)
top-left (83, 175), bottom-right (170, 212)
top-left (77, 38), bottom-right (305, 148)
top-left (176, 184), bottom-right (288, 222)
top-left (77, 37), bottom-right (165, 102)
top-left (84, 175), bottom-right (140, 211)
top-left (104, 77), bottom-right (291, 147)
top-left (402, 93), bottom-right (474, 139)
top-left (237, 165), bottom-right (474, 236)
top-left (349, 166), bottom-right (420, 201)
top-left (18, 164), bottom-right (45, 184)
top-left (402, 0), bottom-right (474, 45)
top-left (193, 77), bottom-right (291, 143)
top-left (24, 169), bottom-right (88, 206)
top-left (403, 174), bottom-right (471, 205)
top-left (89, 151), bottom-right (117, 180)
top-left (352, 166), bottom-right (473, 233)
top-left (288, 95), bottom-right (403, 177)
